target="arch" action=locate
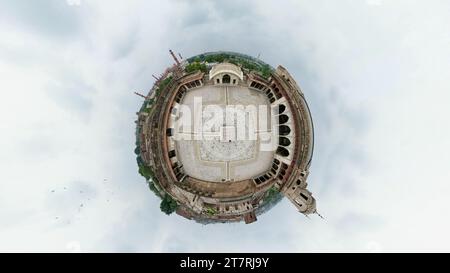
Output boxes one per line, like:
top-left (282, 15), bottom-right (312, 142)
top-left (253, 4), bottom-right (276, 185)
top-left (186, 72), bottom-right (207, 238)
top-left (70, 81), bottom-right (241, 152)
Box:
top-left (300, 192), bottom-right (309, 201)
top-left (216, 78), bottom-right (220, 84)
top-left (277, 104), bottom-right (286, 114)
top-left (279, 137), bottom-right (291, 146)
top-left (209, 63), bottom-right (243, 81)
top-left (276, 146), bottom-right (290, 157)
top-left (222, 74), bottom-right (231, 84)
top-left (278, 114), bottom-right (289, 124)
top-left (279, 125), bottom-right (291, 135)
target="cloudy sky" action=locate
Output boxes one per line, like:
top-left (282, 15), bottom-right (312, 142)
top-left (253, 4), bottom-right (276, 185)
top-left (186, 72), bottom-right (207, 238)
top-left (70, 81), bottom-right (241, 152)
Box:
top-left (0, 0), bottom-right (449, 252)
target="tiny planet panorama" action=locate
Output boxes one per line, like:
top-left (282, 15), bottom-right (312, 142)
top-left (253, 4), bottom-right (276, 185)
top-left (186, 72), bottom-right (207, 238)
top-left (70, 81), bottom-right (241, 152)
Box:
top-left (134, 51), bottom-right (317, 224)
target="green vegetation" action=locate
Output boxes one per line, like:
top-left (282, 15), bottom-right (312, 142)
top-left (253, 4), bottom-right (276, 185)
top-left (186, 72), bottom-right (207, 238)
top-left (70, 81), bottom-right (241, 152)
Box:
top-left (252, 185), bottom-right (283, 216)
top-left (204, 206), bottom-right (218, 216)
top-left (137, 161), bottom-right (177, 214)
top-left (136, 153), bottom-right (177, 214)
top-left (156, 76), bottom-right (173, 93)
top-left (138, 98), bottom-right (155, 114)
top-left (137, 163), bottom-right (162, 198)
top-left (160, 194), bottom-right (179, 215)
top-left (137, 162), bottom-right (177, 214)
top-left (136, 155), bottom-right (143, 166)
top-left (138, 165), bottom-right (154, 180)
top-left (185, 61), bottom-right (207, 73)
top-left (143, 98), bottom-right (155, 113)
top-left (148, 181), bottom-right (160, 197)
top-left (187, 52), bottom-right (274, 79)
top-left (137, 75), bottom-right (171, 116)
top-left (203, 53), bottom-right (228, 63)
top-left (259, 64), bottom-right (272, 79)
top-left (263, 186), bottom-right (281, 203)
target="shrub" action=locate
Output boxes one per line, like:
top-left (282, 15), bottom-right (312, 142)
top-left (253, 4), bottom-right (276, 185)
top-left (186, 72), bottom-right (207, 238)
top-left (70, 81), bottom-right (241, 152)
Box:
top-left (160, 194), bottom-right (179, 215)
top-left (138, 165), bottom-right (154, 180)
top-left (204, 206), bottom-right (218, 216)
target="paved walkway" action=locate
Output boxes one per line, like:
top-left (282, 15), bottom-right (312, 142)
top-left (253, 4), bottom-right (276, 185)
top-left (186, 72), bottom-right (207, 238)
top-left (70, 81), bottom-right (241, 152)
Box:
top-left (174, 85), bottom-right (275, 182)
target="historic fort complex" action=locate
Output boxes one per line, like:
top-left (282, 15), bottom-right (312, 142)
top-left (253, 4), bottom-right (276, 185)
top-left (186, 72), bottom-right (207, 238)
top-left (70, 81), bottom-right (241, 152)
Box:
top-left (135, 51), bottom-right (317, 224)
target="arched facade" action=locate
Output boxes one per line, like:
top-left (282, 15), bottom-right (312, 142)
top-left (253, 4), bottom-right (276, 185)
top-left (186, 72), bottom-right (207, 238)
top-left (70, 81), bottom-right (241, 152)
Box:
top-left (209, 63), bottom-right (243, 85)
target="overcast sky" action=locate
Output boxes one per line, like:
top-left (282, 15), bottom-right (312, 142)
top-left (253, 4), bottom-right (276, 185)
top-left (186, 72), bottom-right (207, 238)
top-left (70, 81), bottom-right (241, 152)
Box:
top-left (0, 0), bottom-right (449, 252)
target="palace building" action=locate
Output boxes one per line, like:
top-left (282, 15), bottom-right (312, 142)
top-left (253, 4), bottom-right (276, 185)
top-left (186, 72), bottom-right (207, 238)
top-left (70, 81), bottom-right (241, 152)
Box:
top-left (135, 51), bottom-right (317, 224)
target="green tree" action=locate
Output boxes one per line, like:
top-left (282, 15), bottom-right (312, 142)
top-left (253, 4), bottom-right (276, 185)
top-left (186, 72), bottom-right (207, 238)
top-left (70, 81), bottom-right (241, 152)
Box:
top-left (185, 61), bottom-right (207, 73)
top-left (263, 186), bottom-right (280, 203)
top-left (259, 64), bottom-right (272, 79)
top-left (138, 165), bottom-right (154, 180)
top-left (160, 194), bottom-right (179, 215)
top-left (148, 180), bottom-right (162, 198)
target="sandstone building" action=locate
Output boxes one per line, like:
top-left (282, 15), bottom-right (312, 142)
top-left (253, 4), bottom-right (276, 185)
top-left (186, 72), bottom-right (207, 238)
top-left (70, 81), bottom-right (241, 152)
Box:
top-left (135, 51), bottom-right (317, 224)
